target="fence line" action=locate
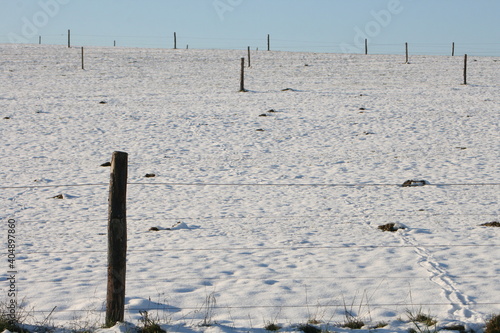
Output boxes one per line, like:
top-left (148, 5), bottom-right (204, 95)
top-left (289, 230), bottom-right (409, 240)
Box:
top-left (1, 47), bottom-right (499, 62)
top-left (20, 301), bottom-right (500, 316)
top-left (16, 243), bottom-right (500, 256)
top-left (1, 182), bottom-right (500, 190)
top-left (127, 182), bottom-right (500, 187)
top-left (1, 33), bottom-right (500, 56)
top-left (20, 273), bottom-right (500, 285)
top-left (0, 183), bottom-right (108, 189)
top-left (9, 211), bottom-right (499, 225)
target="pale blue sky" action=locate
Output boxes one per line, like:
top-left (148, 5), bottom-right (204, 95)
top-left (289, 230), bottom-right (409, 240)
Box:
top-left (1, 0), bottom-right (499, 56)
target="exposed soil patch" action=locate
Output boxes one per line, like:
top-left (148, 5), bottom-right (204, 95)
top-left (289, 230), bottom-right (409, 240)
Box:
top-left (480, 221), bottom-right (500, 227)
top-left (378, 223), bottom-right (405, 232)
top-left (402, 180), bottom-right (428, 187)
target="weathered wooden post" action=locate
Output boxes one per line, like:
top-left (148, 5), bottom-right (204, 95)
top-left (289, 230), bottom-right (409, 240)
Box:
top-left (463, 54), bottom-right (467, 85)
top-left (267, 34), bottom-right (270, 51)
top-left (81, 47), bottom-right (84, 70)
top-left (365, 39), bottom-right (368, 55)
top-left (247, 46), bottom-right (251, 67)
top-left (174, 32), bottom-right (177, 49)
top-left (114, 40), bottom-right (116, 47)
top-left (240, 57), bottom-right (246, 92)
top-left (106, 151), bottom-right (128, 327)
top-left (68, 29), bottom-right (71, 48)
top-left (452, 42), bottom-right (455, 56)
top-left (405, 42), bottom-right (409, 64)
top-left (39, 36), bottom-right (41, 45)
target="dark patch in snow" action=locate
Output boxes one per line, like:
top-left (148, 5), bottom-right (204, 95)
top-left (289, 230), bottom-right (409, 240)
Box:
top-left (378, 223), bottom-right (405, 232)
top-left (402, 180), bottom-right (428, 187)
top-left (480, 221), bottom-right (500, 227)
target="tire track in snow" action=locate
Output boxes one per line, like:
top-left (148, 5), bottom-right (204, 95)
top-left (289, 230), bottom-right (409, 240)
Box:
top-left (395, 229), bottom-right (482, 322)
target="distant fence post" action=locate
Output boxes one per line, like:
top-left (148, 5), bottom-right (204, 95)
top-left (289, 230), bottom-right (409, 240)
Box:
top-left (81, 47), bottom-right (84, 70)
top-left (114, 40), bottom-right (116, 47)
top-left (106, 151), bottom-right (128, 327)
top-left (365, 39), bottom-right (368, 55)
top-left (240, 57), bottom-right (246, 92)
top-left (267, 34), bottom-right (270, 51)
top-left (405, 42), bottom-right (409, 64)
top-left (68, 29), bottom-right (71, 48)
top-left (39, 36), bottom-right (41, 45)
top-left (452, 42), bottom-right (455, 56)
top-left (247, 46), bottom-right (251, 67)
top-left (463, 54), bottom-right (467, 85)
top-left (174, 32), bottom-right (177, 49)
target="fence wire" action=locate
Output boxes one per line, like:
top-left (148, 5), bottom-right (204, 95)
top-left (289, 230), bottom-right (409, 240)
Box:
top-left (2, 34), bottom-right (500, 56)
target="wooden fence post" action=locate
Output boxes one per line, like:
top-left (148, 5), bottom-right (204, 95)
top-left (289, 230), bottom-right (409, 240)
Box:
top-left (463, 54), bottom-right (467, 85)
top-left (68, 29), bottom-right (71, 48)
top-left (240, 58), bottom-right (246, 92)
top-left (365, 39), bottom-right (368, 55)
top-left (247, 46), bottom-right (251, 67)
top-left (114, 40), bottom-right (116, 47)
top-left (452, 42), bottom-right (455, 56)
top-left (81, 47), bottom-right (84, 70)
top-left (405, 42), bottom-right (409, 64)
top-left (174, 32), bottom-right (177, 49)
top-left (267, 34), bottom-right (270, 51)
top-left (39, 36), bottom-right (41, 45)
top-left (106, 151), bottom-right (128, 327)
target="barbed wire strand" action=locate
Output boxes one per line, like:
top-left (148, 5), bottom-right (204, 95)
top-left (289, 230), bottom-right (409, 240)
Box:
top-left (13, 243), bottom-right (500, 256)
top-left (16, 273), bottom-right (500, 285)
top-left (7, 211), bottom-right (498, 225)
top-left (1, 182), bottom-right (499, 190)
top-left (24, 301), bottom-right (500, 315)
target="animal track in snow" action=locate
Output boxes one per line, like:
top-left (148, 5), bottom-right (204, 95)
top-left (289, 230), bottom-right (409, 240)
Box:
top-left (395, 230), bottom-right (482, 322)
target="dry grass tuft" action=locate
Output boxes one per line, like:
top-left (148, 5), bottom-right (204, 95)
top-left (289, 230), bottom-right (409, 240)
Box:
top-left (485, 314), bottom-right (500, 333)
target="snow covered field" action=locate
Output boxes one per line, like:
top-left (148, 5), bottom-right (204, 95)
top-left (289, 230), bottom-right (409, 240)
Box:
top-left (1, 44), bottom-right (499, 333)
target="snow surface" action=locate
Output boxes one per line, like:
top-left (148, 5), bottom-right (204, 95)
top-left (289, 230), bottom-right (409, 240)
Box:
top-left (0, 44), bottom-right (499, 333)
